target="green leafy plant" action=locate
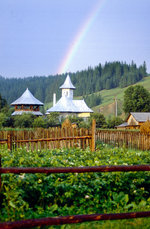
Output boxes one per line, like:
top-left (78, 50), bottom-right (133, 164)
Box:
top-left (0, 144), bottom-right (150, 228)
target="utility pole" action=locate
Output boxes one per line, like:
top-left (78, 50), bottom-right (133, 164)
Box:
top-left (115, 97), bottom-right (117, 117)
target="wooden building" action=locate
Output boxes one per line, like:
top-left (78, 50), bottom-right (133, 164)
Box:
top-left (117, 112), bottom-right (150, 129)
top-left (11, 88), bottom-right (43, 116)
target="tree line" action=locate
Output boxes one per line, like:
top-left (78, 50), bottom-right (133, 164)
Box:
top-left (0, 61), bottom-right (147, 105)
top-left (1, 83), bottom-right (150, 129)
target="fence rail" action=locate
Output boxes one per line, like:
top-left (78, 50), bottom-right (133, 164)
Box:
top-left (0, 165), bottom-right (150, 228)
top-left (1, 165), bottom-right (150, 174)
top-left (1, 211), bottom-right (150, 229)
top-left (0, 120), bottom-right (96, 151)
top-left (1, 125), bottom-right (150, 152)
top-left (96, 129), bottom-right (150, 150)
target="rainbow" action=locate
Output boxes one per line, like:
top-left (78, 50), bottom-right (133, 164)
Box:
top-left (57, 0), bottom-right (105, 74)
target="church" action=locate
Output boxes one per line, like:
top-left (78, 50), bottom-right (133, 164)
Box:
top-left (46, 75), bottom-right (93, 119)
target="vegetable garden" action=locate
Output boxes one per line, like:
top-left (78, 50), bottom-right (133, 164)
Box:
top-left (0, 143), bottom-right (150, 228)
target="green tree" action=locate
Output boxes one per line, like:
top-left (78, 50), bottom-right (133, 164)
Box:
top-left (0, 113), bottom-right (7, 128)
top-left (90, 113), bottom-right (106, 128)
top-left (123, 85), bottom-right (150, 113)
top-left (68, 115), bottom-right (82, 124)
top-left (67, 115), bottom-right (89, 128)
top-left (0, 61), bottom-right (147, 105)
top-left (13, 113), bottom-right (34, 128)
top-left (47, 112), bottom-right (60, 127)
top-left (107, 116), bottom-right (123, 129)
top-left (84, 93), bottom-right (102, 108)
top-left (33, 116), bottom-right (47, 128)
top-left (0, 93), bottom-right (7, 110)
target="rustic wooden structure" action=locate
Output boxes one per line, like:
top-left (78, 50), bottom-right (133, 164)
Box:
top-left (0, 165), bottom-right (150, 228)
top-left (0, 120), bottom-right (96, 152)
top-left (96, 129), bottom-right (150, 150)
top-left (117, 112), bottom-right (150, 130)
top-left (11, 88), bottom-right (43, 116)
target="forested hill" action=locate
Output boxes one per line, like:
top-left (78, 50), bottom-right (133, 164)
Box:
top-left (0, 61), bottom-right (147, 104)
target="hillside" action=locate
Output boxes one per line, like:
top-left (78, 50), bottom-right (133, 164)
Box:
top-left (90, 75), bottom-right (150, 118)
top-left (44, 75), bottom-right (150, 119)
top-left (0, 61), bottom-right (147, 105)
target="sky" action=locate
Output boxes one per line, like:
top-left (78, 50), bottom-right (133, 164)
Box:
top-left (0, 0), bottom-right (150, 78)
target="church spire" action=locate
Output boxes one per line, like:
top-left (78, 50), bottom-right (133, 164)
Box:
top-left (59, 74), bottom-right (75, 89)
top-left (60, 75), bottom-right (75, 99)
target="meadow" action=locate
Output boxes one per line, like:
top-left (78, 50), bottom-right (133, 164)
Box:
top-left (0, 143), bottom-right (150, 228)
top-left (93, 75), bottom-right (150, 116)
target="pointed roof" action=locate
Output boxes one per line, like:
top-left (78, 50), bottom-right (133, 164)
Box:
top-left (59, 75), bottom-right (76, 89)
top-left (11, 88), bottom-right (43, 105)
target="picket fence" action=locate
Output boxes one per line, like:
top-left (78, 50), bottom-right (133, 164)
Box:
top-left (1, 124), bottom-right (150, 152)
top-left (96, 129), bottom-right (150, 151)
top-left (0, 120), bottom-right (96, 152)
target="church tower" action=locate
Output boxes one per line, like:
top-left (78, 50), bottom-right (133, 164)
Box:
top-left (59, 74), bottom-right (75, 100)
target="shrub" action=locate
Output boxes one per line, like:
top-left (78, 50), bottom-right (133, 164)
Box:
top-left (13, 113), bottom-right (34, 128)
top-left (107, 116), bottom-right (123, 129)
top-left (90, 113), bottom-right (106, 128)
top-left (46, 112), bottom-right (60, 127)
top-left (32, 116), bottom-right (47, 128)
top-left (140, 120), bottom-right (150, 135)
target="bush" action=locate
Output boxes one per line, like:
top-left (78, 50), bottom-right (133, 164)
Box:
top-left (140, 120), bottom-right (150, 135)
top-left (90, 113), bottom-right (106, 128)
top-left (68, 115), bottom-right (89, 128)
top-left (13, 114), bottom-right (34, 128)
top-left (46, 112), bottom-right (60, 127)
top-left (0, 112), bottom-right (7, 128)
top-left (32, 116), bottom-right (47, 128)
top-left (107, 116), bottom-right (123, 129)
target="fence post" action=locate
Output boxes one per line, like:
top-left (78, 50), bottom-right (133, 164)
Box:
top-left (91, 119), bottom-right (96, 152)
top-left (0, 156), bottom-right (1, 191)
top-left (7, 133), bottom-right (12, 151)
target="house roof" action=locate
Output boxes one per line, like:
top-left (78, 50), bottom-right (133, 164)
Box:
top-left (128, 112), bottom-right (150, 122)
top-left (46, 96), bottom-right (93, 114)
top-left (117, 122), bottom-right (128, 128)
top-left (59, 75), bottom-right (76, 89)
top-left (11, 88), bottom-right (43, 106)
top-left (11, 111), bottom-right (43, 116)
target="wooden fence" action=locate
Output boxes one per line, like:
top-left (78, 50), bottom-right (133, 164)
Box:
top-left (1, 124), bottom-right (150, 152)
top-left (0, 120), bottom-right (96, 152)
top-left (96, 129), bottom-right (150, 150)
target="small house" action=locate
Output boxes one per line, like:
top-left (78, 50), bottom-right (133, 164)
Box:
top-left (46, 75), bottom-right (93, 119)
top-left (11, 88), bottom-right (43, 116)
top-left (117, 112), bottom-right (150, 129)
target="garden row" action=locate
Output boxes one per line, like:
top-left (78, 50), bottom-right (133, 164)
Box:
top-left (0, 144), bottom-right (150, 228)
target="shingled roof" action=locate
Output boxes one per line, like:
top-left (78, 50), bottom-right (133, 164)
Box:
top-left (128, 112), bottom-right (150, 122)
top-left (46, 96), bottom-right (93, 113)
top-left (11, 88), bottom-right (43, 106)
top-left (59, 75), bottom-right (76, 89)
top-left (11, 110), bottom-right (43, 116)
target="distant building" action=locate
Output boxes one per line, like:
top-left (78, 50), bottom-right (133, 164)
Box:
top-left (11, 88), bottom-right (43, 116)
top-left (117, 112), bottom-right (150, 129)
top-left (46, 74), bottom-right (93, 119)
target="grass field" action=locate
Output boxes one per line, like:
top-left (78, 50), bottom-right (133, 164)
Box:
top-left (94, 75), bottom-right (150, 117)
